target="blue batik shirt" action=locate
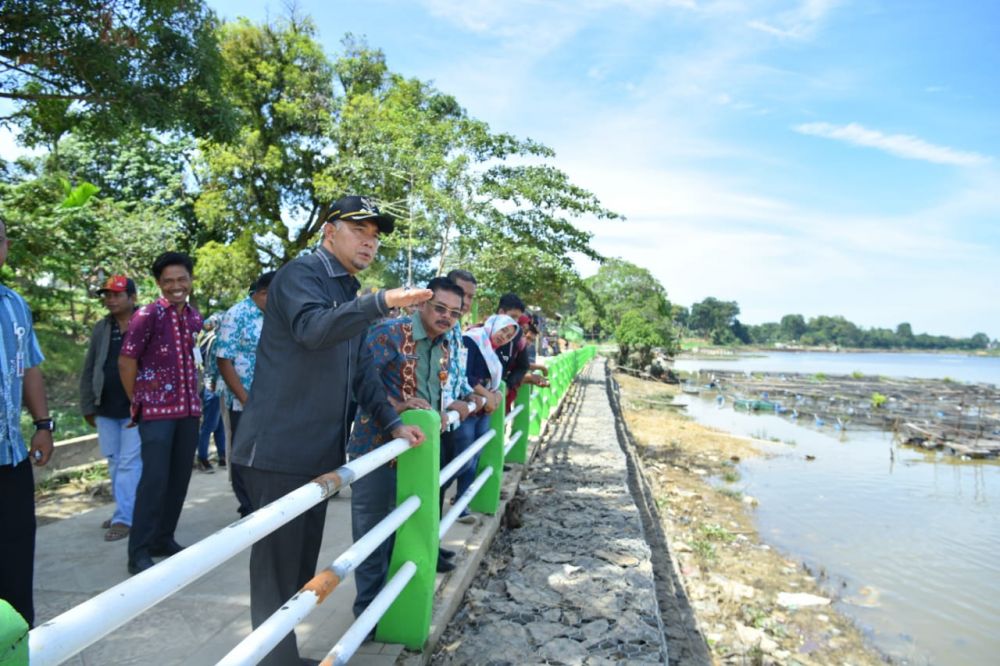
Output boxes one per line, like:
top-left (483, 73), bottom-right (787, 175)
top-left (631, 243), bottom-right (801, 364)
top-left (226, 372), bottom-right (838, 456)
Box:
top-left (442, 323), bottom-right (474, 430)
top-left (215, 296), bottom-right (264, 411)
top-left (0, 284), bottom-right (45, 467)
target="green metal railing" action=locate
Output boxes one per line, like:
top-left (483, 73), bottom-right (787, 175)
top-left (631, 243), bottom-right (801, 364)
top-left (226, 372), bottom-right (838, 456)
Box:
top-left (376, 344), bottom-right (596, 649)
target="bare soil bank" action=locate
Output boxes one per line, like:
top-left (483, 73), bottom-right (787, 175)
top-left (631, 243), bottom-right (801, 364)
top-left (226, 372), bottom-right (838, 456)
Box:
top-left (613, 370), bottom-right (887, 665)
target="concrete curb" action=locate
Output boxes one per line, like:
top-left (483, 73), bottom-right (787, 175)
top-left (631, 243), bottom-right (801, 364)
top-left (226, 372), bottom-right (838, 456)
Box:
top-left (33, 434), bottom-right (102, 487)
top-left (605, 365), bottom-right (712, 666)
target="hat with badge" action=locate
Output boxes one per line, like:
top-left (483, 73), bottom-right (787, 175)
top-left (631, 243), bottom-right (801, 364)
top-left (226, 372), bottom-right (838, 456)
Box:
top-left (96, 274), bottom-right (137, 296)
top-left (325, 195), bottom-right (395, 234)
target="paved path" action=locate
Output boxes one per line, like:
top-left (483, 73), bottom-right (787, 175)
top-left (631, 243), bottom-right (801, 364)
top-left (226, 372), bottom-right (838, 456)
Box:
top-left (433, 360), bottom-right (668, 664)
top-left (33, 466), bottom-right (481, 665)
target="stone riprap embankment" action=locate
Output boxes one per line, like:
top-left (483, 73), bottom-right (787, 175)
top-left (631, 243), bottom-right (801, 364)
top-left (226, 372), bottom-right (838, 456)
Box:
top-left (433, 360), bottom-right (668, 665)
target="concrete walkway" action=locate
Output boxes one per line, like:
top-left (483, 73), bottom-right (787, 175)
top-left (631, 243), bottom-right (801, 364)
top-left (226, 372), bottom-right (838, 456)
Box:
top-left (33, 464), bottom-right (482, 665)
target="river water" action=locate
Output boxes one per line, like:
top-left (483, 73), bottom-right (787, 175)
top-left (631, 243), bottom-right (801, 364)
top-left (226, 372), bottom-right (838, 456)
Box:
top-left (672, 352), bottom-right (1000, 665)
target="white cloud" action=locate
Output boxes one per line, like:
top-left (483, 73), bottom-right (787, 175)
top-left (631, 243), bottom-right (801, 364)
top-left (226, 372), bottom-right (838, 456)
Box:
top-left (793, 122), bottom-right (992, 167)
top-left (747, 0), bottom-right (842, 40)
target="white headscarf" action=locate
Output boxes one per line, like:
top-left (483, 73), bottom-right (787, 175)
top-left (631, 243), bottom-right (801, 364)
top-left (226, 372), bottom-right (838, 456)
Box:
top-left (463, 314), bottom-right (519, 390)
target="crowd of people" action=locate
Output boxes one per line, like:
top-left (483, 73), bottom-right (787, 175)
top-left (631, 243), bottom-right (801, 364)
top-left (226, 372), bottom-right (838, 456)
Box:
top-left (0, 194), bottom-right (555, 664)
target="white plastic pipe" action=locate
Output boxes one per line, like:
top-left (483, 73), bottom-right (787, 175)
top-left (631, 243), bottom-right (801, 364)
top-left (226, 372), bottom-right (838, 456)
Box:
top-left (503, 430), bottom-right (523, 458)
top-left (445, 400), bottom-right (479, 426)
top-left (439, 428), bottom-right (495, 487)
top-left (504, 403), bottom-right (524, 425)
top-left (29, 437), bottom-right (413, 666)
top-left (216, 495), bottom-right (421, 666)
top-left (320, 561), bottom-right (418, 666)
top-left (440, 466), bottom-right (494, 538)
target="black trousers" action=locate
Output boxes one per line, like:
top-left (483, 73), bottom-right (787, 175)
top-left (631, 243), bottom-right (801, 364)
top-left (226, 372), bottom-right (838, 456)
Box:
top-left (439, 428), bottom-right (457, 515)
top-left (228, 410), bottom-right (253, 518)
top-left (0, 460), bottom-right (35, 626)
top-left (128, 417), bottom-right (199, 561)
top-left (244, 466), bottom-right (328, 666)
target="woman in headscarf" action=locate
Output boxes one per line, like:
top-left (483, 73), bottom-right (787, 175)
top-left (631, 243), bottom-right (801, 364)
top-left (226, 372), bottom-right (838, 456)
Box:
top-left (449, 314), bottom-right (519, 522)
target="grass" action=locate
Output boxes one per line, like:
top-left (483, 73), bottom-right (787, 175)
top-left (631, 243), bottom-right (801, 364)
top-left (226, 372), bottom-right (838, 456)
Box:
top-left (35, 461), bottom-right (109, 493)
top-left (717, 487), bottom-right (743, 500)
top-left (700, 522), bottom-right (735, 543)
top-left (721, 468), bottom-right (741, 483)
top-left (742, 604), bottom-right (769, 629)
top-left (691, 539), bottom-right (716, 560)
top-left (18, 324), bottom-right (91, 442)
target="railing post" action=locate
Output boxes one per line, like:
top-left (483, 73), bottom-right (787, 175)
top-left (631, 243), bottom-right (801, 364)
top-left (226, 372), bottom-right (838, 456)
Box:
top-left (0, 600), bottom-right (27, 665)
top-left (506, 383), bottom-right (531, 464)
top-left (539, 378), bottom-right (552, 422)
top-left (469, 381), bottom-right (506, 514)
top-left (377, 409), bottom-right (440, 648)
top-left (529, 387), bottom-right (542, 437)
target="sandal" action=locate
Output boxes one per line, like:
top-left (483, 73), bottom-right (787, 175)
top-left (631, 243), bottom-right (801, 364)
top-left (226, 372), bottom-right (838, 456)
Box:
top-left (104, 523), bottom-right (130, 542)
top-left (101, 518), bottom-right (113, 529)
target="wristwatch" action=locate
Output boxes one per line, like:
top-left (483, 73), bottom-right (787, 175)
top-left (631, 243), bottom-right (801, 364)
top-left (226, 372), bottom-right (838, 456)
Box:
top-left (33, 418), bottom-right (55, 432)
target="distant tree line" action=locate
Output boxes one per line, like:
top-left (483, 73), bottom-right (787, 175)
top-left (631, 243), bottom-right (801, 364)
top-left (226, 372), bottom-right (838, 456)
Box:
top-left (674, 297), bottom-right (993, 351)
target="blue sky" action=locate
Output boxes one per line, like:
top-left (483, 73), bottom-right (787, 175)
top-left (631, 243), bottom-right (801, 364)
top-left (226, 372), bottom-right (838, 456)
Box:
top-left (8, 1), bottom-right (998, 337)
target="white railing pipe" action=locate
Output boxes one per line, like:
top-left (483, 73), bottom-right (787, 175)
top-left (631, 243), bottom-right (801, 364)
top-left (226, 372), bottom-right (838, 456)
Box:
top-left (504, 403), bottom-right (524, 425)
top-left (445, 400), bottom-right (479, 427)
top-left (440, 466), bottom-right (494, 538)
top-left (503, 430), bottom-right (523, 458)
top-left (29, 437), bottom-right (413, 666)
top-left (216, 495), bottom-right (422, 666)
top-left (320, 561), bottom-right (418, 666)
top-left (439, 429), bottom-right (495, 487)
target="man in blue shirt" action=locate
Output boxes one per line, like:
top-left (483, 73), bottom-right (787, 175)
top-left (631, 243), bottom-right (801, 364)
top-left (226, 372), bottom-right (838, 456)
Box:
top-left (0, 219), bottom-right (55, 627)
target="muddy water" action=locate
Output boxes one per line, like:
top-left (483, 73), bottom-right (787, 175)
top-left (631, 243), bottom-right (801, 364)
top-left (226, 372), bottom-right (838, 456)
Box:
top-left (678, 394), bottom-right (1000, 665)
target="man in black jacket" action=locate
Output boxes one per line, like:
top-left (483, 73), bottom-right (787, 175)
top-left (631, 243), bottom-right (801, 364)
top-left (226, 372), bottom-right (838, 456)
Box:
top-left (79, 275), bottom-right (140, 542)
top-left (230, 196), bottom-right (431, 666)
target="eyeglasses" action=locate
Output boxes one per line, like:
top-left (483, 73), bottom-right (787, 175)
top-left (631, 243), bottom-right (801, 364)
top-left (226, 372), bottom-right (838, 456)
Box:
top-left (429, 301), bottom-right (462, 320)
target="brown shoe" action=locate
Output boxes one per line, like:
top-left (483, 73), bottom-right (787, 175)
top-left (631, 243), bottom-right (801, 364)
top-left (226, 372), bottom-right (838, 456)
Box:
top-left (104, 523), bottom-right (130, 542)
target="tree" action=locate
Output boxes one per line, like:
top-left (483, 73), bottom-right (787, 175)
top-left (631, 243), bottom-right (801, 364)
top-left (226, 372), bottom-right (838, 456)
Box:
top-left (689, 297), bottom-right (740, 341)
top-left (578, 259), bottom-right (672, 339)
top-left (780, 314), bottom-right (807, 341)
top-left (195, 15), bottom-right (335, 267)
top-left (616, 310), bottom-right (665, 368)
top-left (0, 0), bottom-right (233, 144)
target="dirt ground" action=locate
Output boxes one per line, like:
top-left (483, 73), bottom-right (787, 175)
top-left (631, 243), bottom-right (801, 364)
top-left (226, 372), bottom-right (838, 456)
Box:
top-left (34, 472), bottom-right (112, 526)
top-left (614, 371), bottom-right (888, 665)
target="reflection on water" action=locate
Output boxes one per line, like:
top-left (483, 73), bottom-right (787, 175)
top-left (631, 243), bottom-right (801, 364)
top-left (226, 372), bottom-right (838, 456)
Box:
top-left (680, 393), bottom-right (1000, 665)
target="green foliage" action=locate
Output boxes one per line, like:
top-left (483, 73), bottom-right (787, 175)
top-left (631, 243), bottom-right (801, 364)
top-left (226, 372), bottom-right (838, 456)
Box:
top-left (700, 522), bottom-right (735, 543)
top-left (851, 370), bottom-right (864, 379)
top-left (194, 239), bottom-right (261, 312)
top-left (575, 258), bottom-right (675, 344)
top-left (615, 310), bottom-right (667, 367)
top-left (1, 0), bottom-right (234, 142)
top-left (746, 311), bottom-right (991, 350)
top-left (871, 392), bottom-right (888, 409)
top-left (688, 297), bottom-right (740, 343)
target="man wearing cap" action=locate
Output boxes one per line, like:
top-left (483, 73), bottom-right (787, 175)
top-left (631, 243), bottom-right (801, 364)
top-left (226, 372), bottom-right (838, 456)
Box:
top-left (80, 275), bottom-right (141, 542)
top-left (230, 195), bottom-right (433, 666)
top-left (216, 270), bottom-right (275, 516)
top-left (0, 219), bottom-right (54, 628)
